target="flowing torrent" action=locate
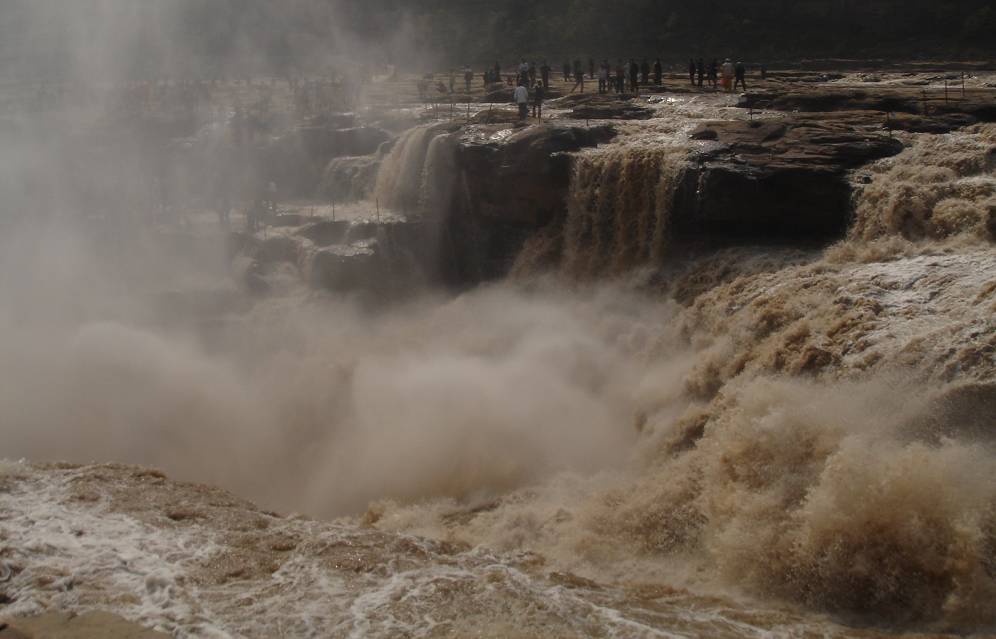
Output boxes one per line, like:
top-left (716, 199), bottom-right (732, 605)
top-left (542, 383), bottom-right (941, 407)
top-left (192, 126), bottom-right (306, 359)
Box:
top-left (561, 146), bottom-right (688, 277)
top-left (0, 117), bottom-right (995, 638)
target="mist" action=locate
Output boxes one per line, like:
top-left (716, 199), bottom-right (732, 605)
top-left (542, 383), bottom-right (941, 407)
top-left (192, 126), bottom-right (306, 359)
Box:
top-left (0, 1), bottom-right (995, 635)
top-left (0, 239), bottom-right (688, 516)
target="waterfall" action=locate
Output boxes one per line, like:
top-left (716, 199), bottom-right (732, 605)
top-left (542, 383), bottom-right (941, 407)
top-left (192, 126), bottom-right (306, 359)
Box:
top-left (373, 124), bottom-right (452, 213)
top-left (560, 147), bottom-right (688, 278)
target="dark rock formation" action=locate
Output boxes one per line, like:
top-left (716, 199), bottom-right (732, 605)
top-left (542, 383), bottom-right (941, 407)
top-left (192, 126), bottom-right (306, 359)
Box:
top-left (674, 117), bottom-right (905, 239)
top-left (442, 124), bottom-right (616, 281)
top-left (319, 154), bottom-right (382, 201)
top-left (298, 126), bottom-right (391, 161)
top-left (555, 94), bottom-right (654, 120)
top-left (233, 218), bottom-right (444, 299)
top-left (258, 124), bottom-right (391, 198)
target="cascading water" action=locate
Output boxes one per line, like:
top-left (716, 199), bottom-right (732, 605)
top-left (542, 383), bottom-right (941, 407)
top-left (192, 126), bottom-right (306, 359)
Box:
top-left (847, 123), bottom-right (996, 244)
top-left (561, 146), bottom-right (688, 277)
top-left (372, 124), bottom-right (451, 212)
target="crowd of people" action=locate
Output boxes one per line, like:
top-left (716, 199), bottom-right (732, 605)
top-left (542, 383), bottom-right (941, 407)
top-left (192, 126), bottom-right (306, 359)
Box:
top-left (500, 56), bottom-right (758, 120)
top-left (687, 58), bottom-right (751, 91)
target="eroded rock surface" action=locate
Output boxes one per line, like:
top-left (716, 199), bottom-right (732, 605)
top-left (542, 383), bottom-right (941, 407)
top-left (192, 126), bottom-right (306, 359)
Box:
top-left (675, 116), bottom-right (905, 238)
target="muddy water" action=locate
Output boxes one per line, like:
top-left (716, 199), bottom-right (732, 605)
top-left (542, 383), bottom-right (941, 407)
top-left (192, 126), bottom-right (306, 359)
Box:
top-left (0, 463), bottom-right (958, 638)
top-left (1, 107), bottom-right (994, 636)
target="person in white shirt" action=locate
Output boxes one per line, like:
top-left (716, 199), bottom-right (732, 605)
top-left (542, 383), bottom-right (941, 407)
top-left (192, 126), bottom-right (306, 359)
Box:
top-left (514, 82), bottom-right (529, 120)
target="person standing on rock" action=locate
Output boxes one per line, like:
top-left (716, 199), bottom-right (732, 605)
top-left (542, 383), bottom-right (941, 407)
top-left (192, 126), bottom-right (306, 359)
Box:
top-left (246, 198), bottom-right (263, 233)
top-left (570, 61), bottom-right (586, 93)
top-left (532, 81), bottom-right (545, 120)
top-left (721, 58), bottom-right (735, 92)
top-left (540, 60), bottom-right (551, 89)
top-left (689, 59), bottom-right (697, 85)
top-left (514, 81), bottom-right (529, 120)
top-left (696, 58), bottom-right (705, 87)
top-left (654, 58), bottom-right (663, 86)
top-left (464, 66), bottom-right (474, 93)
top-left (734, 61), bottom-right (747, 91)
top-left (266, 181), bottom-right (279, 218)
top-left (628, 59), bottom-right (639, 93)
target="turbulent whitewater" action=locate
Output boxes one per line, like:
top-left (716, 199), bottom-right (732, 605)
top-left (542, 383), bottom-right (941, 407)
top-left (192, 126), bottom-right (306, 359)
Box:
top-left (1, 86), bottom-right (995, 637)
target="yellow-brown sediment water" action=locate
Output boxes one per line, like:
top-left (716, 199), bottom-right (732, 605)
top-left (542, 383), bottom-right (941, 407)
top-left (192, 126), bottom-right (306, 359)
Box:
top-left (1, 116), bottom-right (994, 637)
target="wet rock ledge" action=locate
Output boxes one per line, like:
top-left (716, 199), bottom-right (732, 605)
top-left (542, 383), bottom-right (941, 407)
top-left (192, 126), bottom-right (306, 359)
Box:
top-left (677, 116), bottom-right (905, 238)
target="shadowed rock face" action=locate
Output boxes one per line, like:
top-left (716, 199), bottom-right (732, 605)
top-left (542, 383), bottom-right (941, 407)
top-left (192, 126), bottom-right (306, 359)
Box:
top-left (443, 124), bottom-right (617, 282)
top-left (674, 117), bottom-right (905, 239)
top-left (319, 154), bottom-right (382, 202)
top-left (456, 124), bottom-right (617, 226)
top-left (258, 125), bottom-right (391, 198)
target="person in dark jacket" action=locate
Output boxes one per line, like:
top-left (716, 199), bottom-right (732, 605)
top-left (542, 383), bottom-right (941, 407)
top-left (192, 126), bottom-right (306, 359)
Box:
top-left (540, 61), bottom-right (551, 89)
top-left (708, 58), bottom-right (719, 89)
top-left (563, 61), bottom-right (572, 81)
top-left (628, 59), bottom-right (639, 93)
top-left (532, 82), bottom-right (545, 119)
top-left (689, 59), bottom-right (696, 85)
top-left (640, 58), bottom-right (650, 86)
top-left (653, 58), bottom-right (663, 86)
top-left (571, 61), bottom-right (586, 93)
top-left (696, 58), bottom-right (705, 87)
top-left (589, 57), bottom-right (596, 80)
top-left (734, 61), bottom-right (747, 91)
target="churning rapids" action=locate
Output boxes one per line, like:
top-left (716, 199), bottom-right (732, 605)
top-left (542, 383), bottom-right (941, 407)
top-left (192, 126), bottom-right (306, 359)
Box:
top-left (1, 83), bottom-right (995, 638)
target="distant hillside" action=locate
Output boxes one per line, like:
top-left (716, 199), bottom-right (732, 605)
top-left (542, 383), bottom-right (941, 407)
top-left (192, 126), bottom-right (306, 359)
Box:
top-left (0, 0), bottom-right (992, 81)
top-left (351, 0), bottom-right (996, 65)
